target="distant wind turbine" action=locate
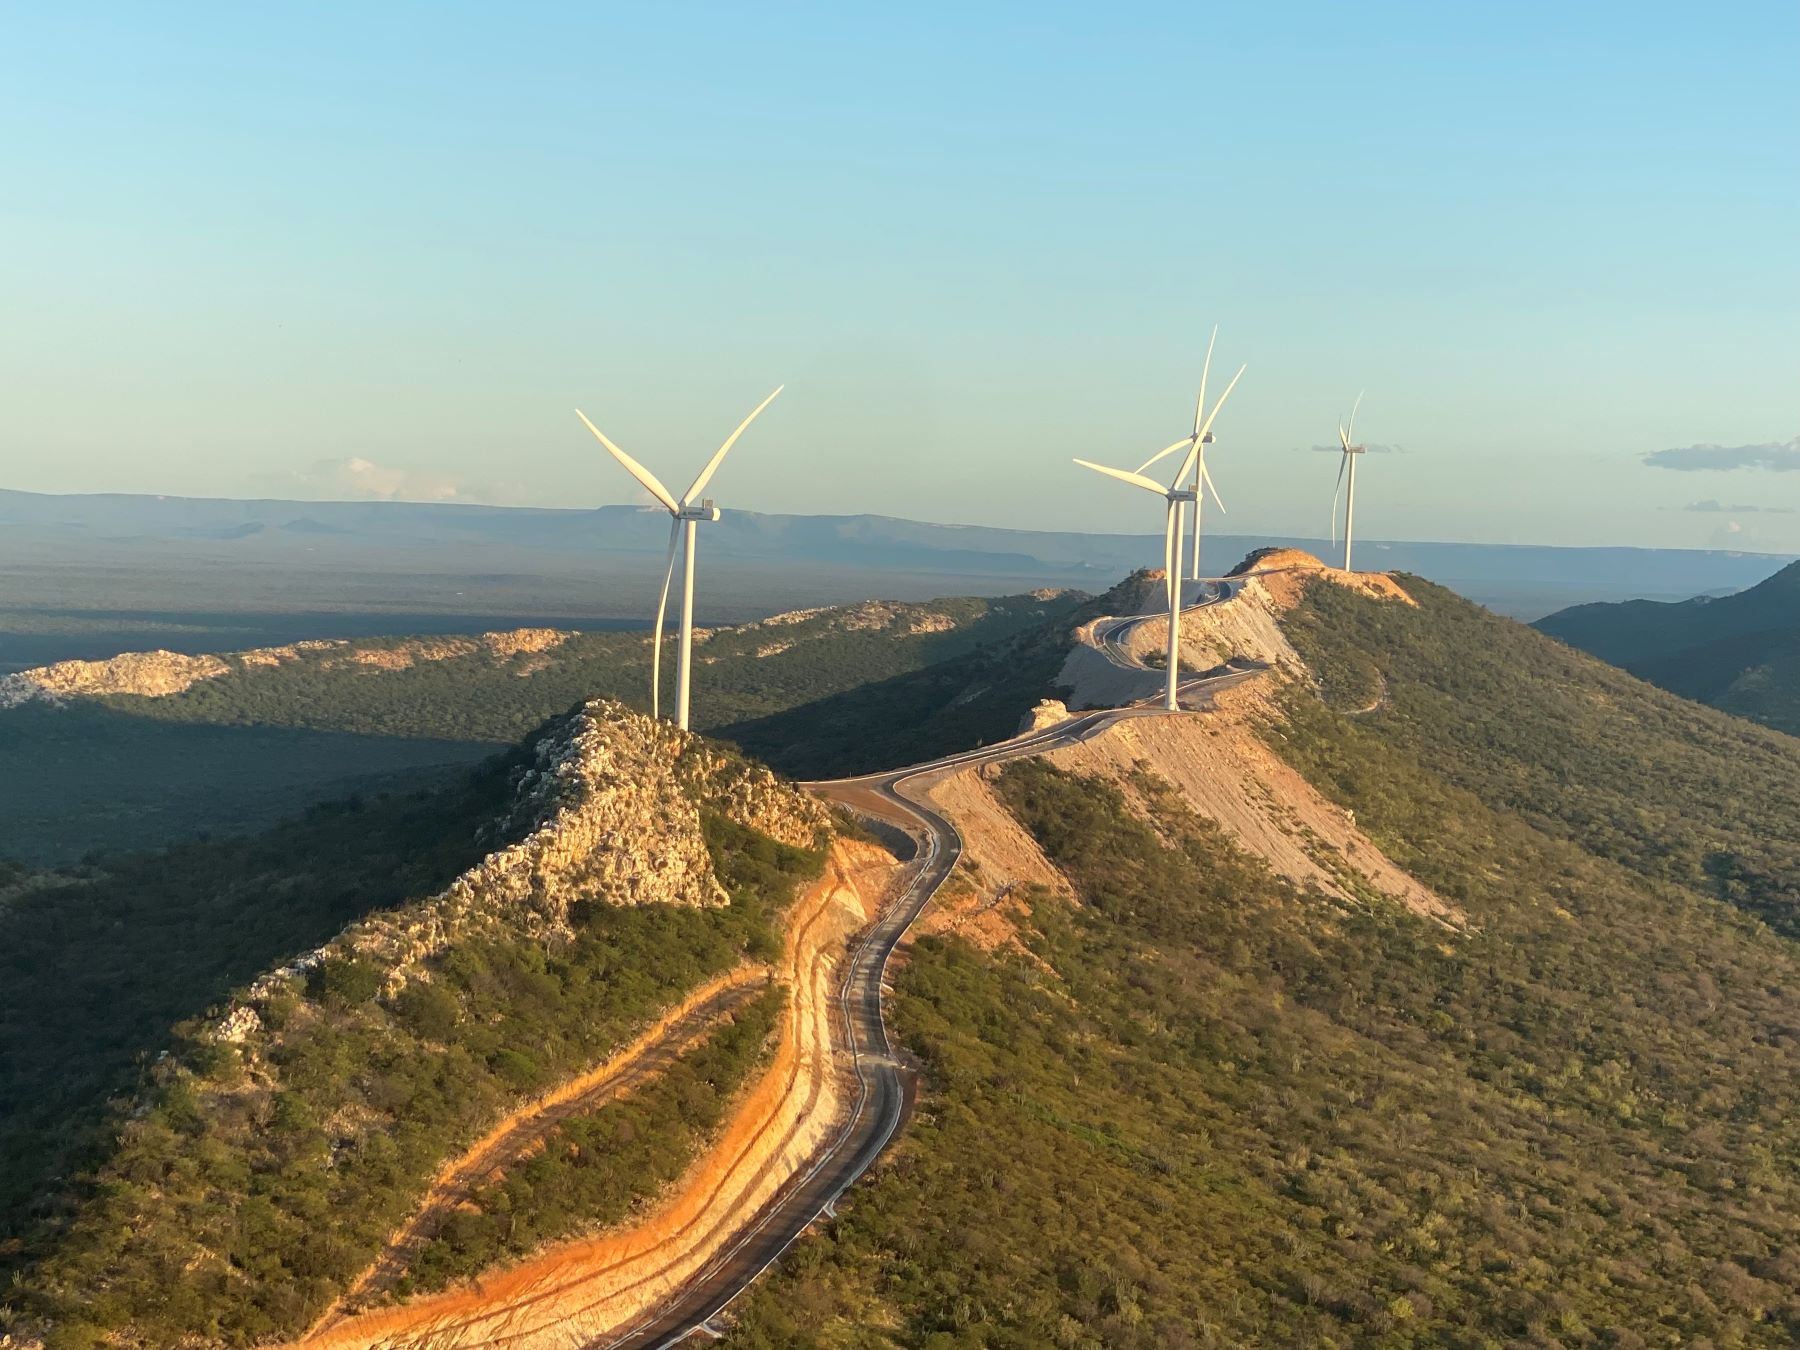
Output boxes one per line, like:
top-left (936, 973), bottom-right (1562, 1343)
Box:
top-left (1075, 361), bottom-right (1246, 711)
top-left (1331, 393), bottom-right (1366, 572)
top-left (1136, 327), bottom-right (1239, 581)
top-left (577, 387), bottom-right (784, 730)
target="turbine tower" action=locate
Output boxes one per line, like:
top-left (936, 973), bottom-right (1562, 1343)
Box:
top-left (1136, 327), bottom-right (1235, 582)
top-left (1074, 362), bottom-right (1245, 712)
top-left (1332, 393), bottom-right (1366, 572)
top-left (577, 386), bottom-right (783, 731)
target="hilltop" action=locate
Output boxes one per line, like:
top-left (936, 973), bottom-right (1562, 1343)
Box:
top-left (719, 553), bottom-right (1800, 1347)
top-left (1538, 559), bottom-right (1800, 735)
top-left (0, 698), bottom-right (875, 1349)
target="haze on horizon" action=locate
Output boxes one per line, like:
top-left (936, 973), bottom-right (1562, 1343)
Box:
top-left (3, 2), bottom-right (1797, 553)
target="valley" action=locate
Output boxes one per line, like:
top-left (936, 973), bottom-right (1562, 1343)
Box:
top-left (1538, 559), bottom-right (1800, 738)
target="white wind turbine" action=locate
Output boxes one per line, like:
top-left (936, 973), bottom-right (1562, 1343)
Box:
top-left (1074, 361), bottom-right (1247, 711)
top-left (1331, 393), bottom-right (1366, 572)
top-left (577, 387), bottom-right (783, 731)
top-left (1136, 326), bottom-right (1233, 581)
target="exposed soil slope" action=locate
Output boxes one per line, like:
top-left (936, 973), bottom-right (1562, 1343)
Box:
top-left (1040, 552), bottom-right (1450, 922)
top-left (1043, 685), bottom-right (1456, 925)
top-left (315, 966), bottom-right (776, 1324)
top-left (289, 839), bottom-right (895, 1350)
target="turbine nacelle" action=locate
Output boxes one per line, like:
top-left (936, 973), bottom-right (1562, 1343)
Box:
top-left (578, 387), bottom-right (783, 728)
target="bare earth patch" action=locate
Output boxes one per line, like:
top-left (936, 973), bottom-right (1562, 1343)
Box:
top-left (1039, 686), bottom-right (1459, 927)
top-left (289, 839), bottom-right (897, 1350)
top-left (309, 966), bottom-right (777, 1329)
top-left (914, 768), bottom-right (1073, 957)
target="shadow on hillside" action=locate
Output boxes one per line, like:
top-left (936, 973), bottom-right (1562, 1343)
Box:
top-left (0, 745), bottom-right (516, 1264)
top-left (0, 701), bottom-right (496, 866)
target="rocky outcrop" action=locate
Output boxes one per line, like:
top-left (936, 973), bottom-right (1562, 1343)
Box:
top-left (0, 649), bottom-right (229, 704)
top-left (0, 628), bottom-right (578, 707)
top-left (235, 699), bottom-right (830, 1015)
top-left (1232, 547), bottom-right (1417, 608)
top-left (754, 599), bottom-right (954, 637)
top-left (1017, 698), bottom-right (1071, 734)
top-left (679, 739), bottom-right (831, 851)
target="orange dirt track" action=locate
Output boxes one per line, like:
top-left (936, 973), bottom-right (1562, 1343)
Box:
top-left (287, 840), bottom-right (890, 1350)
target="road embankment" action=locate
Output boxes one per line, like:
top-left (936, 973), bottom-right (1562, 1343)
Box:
top-left (288, 839), bottom-right (895, 1350)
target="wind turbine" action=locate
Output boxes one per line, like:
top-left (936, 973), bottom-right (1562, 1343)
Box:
top-left (1137, 326), bottom-right (1232, 581)
top-left (1331, 393), bottom-right (1365, 572)
top-left (577, 386), bottom-right (783, 731)
top-left (1074, 361), bottom-right (1246, 711)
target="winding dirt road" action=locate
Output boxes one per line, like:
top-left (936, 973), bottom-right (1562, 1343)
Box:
top-left (291, 588), bottom-right (1258, 1350)
top-left (597, 594), bottom-right (1260, 1348)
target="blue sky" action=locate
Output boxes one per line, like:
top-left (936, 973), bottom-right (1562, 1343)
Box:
top-left (3, 2), bottom-right (1797, 550)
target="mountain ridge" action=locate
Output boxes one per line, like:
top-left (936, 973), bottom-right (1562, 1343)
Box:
top-left (3, 488), bottom-right (1792, 636)
top-left (1537, 559), bottom-right (1800, 734)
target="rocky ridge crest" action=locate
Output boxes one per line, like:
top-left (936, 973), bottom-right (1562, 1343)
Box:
top-left (229, 698), bottom-right (829, 1033)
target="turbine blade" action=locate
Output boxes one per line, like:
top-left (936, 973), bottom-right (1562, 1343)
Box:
top-left (1194, 324), bottom-right (1218, 437)
top-left (1135, 435), bottom-right (1193, 476)
top-left (1202, 460), bottom-right (1227, 514)
top-left (684, 384), bottom-right (783, 505)
top-left (1338, 424), bottom-right (1352, 453)
top-left (1346, 390), bottom-right (1364, 446)
top-left (651, 519), bottom-right (680, 720)
top-left (576, 410), bottom-right (680, 514)
top-left (1194, 364), bottom-right (1247, 443)
top-left (1172, 435), bottom-right (1203, 492)
top-left (1074, 458), bottom-right (1170, 495)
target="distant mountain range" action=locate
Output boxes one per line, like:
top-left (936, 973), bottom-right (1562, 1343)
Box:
top-left (2, 488), bottom-right (1792, 667)
top-left (1537, 560), bottom-right (1800, 736)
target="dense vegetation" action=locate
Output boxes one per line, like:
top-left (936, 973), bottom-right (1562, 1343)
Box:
top-left (0, 700), bottom-right (490, 865)
top-left (89, 593), bottom-right (1079, 744)
top-left (1, 592), bottom-right (1079, 862)
top-left (723, 579), bottom-right (1800, 1348)
top-left (722, 575), bottom-right (1157, 779)
top-left (1288, 575), bottom-right (1800, 939)
top-left (403, 984), bottom-right (785, 1295)
top-left (1537, 559), bottom-right (1800, 735)
top-left (0, 763), bottom-right (515, 1256)
top-left (2, 757), bottom-right (824, 1348)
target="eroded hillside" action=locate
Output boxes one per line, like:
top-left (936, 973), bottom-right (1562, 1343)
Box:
top-left (0, 699), bottom-right (863, 1350)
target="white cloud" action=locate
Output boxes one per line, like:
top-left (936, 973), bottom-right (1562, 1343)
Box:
top-left (1645, 437), bottom-right (1800, 472)
top-left (260, 457), bottom-right (517, 504)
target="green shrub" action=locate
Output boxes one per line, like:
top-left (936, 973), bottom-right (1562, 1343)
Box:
top-left (392, 980), bottom-right (461, 1040)
top-left (306, 956), bottom-right (383, 1008)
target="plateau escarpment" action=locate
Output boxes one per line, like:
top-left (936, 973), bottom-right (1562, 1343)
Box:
top-left (1, 699), bottom-right (841, 1350)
